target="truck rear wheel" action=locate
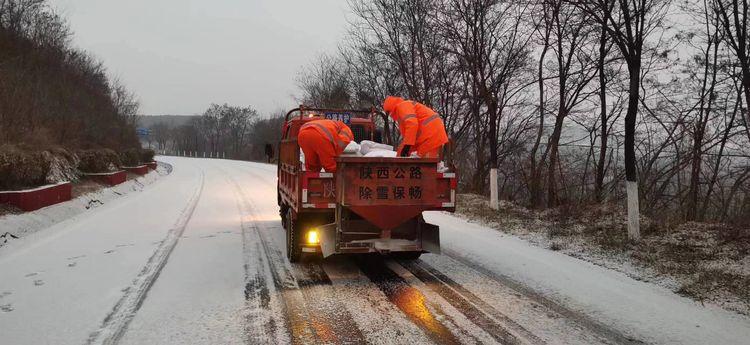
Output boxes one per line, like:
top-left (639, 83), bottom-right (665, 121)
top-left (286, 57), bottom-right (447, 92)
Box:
top-left (279, 204), bottom-right (288, 229)
top-left (285, 209), bottom-right (302, 263)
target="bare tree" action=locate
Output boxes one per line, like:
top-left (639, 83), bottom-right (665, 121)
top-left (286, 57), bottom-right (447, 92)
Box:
top-left (169, 104), bottom-right (258, 159)
top-left (538, 0), bottom-right (599, 207)
top-left (149, 122), bottom-right (170, 151)
top-left (594, 24), bottom-right (619, 202)
top-left (714, 0), bottom-right (750, 137)
top-left (573, 0), bottom-right (672, 241)
top-left (529, 0), bottom-right (555, 207)
top-left (291, 0), bottom-right (750, 226)
top-left (442, 0), bottom-right (534, 195)
top-left (296, 54), bottom-right (352, 108)
top-left (348, 0), bottom-right (444, 104)
top-left (682, 1), bottom-right (723, 220)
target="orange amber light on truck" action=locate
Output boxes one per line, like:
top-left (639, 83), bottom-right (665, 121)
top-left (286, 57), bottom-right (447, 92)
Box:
top-left (306, 229), bottom-right (320, 245)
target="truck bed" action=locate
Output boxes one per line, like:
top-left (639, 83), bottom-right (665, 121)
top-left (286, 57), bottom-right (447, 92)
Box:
top-left (278, 150), bottom-right (456, 220)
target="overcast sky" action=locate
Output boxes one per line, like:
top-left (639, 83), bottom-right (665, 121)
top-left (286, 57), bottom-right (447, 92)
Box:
top-left (50, 0), bottom-right (350, 116)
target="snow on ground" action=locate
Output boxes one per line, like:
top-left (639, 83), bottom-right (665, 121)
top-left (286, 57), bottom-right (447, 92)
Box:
top-left (2, 156), bottom-right (750, 345)
top-left (120, 162), bottom-right (246, 344)
top-left (426, 211), bottom-right (750, 345)
top-left (0, 157), bottom-right (199, 345)
top-left (0, 164), bottom-right (168, 246)
top-left (453, 194), bottom-right (750, 317)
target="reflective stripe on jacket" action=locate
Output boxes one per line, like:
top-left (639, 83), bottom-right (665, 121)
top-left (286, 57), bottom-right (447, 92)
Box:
top-left (300, 119), bottom-right (353, 153)
top-left (391, 100), bottom-right (449, 155)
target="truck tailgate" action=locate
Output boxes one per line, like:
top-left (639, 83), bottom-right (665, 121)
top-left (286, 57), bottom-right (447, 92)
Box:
top-left (336, 156), bottom-right (455, 230)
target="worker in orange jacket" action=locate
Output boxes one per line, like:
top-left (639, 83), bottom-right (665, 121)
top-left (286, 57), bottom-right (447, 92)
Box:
top-left (382, 96), bottom-right (449, 158)
top-left (298, 119), bottom-right (354, 172)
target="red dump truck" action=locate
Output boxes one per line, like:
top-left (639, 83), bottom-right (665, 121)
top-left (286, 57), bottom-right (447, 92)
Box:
top-left (277, 107), bottom-right (456, 262)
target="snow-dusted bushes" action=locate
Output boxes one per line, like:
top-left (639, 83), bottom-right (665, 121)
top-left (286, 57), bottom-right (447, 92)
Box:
top-left (0, 145), bottom-right (51, 190)
top-left (119, 148), bottom-right (141, 167)
top-left (0, 145), bottom-right (79, 190)
top-left (1, 146), bottom-right (159, 190)
top-left (46, 148), bottom-right (79, 183)
top-left (140, 148), bottom-right (155, 163)
top-left (77, 149), bottom-right (121, 173)
top-left (117, 148), bottom-right (156, 167)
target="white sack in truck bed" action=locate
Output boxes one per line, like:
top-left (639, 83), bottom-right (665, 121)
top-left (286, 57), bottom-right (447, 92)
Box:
top-left (343, 141), bottom-right (362, 155)
top-left (364, 150), bottom-right (397, 158)
top-left (360, 140), bottom-right (393, 155)
top-left (300, 140), bottom-right (446, 168)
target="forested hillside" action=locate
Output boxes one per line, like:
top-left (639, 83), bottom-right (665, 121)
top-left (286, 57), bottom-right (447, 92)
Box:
top-left (0, 0), bottom-right (145, 190)
top-left (0, 0), bottom-right (139, 150)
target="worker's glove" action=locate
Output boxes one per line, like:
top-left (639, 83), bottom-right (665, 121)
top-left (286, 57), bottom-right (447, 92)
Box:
top-left (400, 145), bottom-right (411, 157)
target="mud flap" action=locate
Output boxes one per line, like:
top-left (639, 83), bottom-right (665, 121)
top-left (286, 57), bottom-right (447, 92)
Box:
top-left (421, 222), bottom-right (440, 254)
top-left (319, 223), bottom-right (337, 258)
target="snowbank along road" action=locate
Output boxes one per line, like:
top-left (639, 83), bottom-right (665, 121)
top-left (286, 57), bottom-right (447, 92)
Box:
top-left (1, 157), bottom-right (749, 345)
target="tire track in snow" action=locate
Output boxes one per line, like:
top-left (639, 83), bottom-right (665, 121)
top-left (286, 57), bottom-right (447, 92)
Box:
top-left (232, 181), bottom-right (284, 344)
top-left (85, 170), bottom-right (205, 345)
top-left (293, 262), bottom-right (368, 344)
top-left (213, 164), bottom-right (301, 343)
top-left (399, 259), bottom-right (545, 345)
top-left (223, 171), bottom-right (316, 344)
top-left (225, 164), bottom-right (366, 344)
top-left (252, 222), bottom-right (319, 345)
top-left (354, 255), bottom-right (463, 344)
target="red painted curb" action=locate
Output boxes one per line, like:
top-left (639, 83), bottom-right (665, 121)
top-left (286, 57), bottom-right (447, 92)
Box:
top-left (0, 182), bottom-right (72, 212)
top-left (84, 170), bottom-right (127, 186)
top-left (123, 165), bottom-right (149, 175)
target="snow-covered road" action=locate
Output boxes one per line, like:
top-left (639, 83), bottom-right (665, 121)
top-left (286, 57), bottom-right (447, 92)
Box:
top-left (1, 157), bottom-right (749, 345)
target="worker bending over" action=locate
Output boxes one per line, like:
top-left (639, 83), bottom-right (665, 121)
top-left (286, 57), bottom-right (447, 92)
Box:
top-left (383, 96), bottom-right (449, 158)
top-left (298, 119), bottom-right (354, 172)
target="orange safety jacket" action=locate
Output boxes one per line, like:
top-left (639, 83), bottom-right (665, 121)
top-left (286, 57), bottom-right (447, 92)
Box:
top-left (300, 119), bottom-right (353, 153)
top-left (384, 97), bottom-right (449, 156)
top-left (298, 119), bottom-right (354, 172)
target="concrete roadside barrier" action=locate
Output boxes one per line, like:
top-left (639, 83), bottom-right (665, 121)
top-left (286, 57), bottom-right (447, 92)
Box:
top-left (0, 182), bottom-right (72, 211)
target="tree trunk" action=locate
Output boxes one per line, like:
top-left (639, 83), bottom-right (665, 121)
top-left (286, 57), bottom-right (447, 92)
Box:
top-left (742, 68), bottom-right (750, 141)
top-left (687, 36), bottom-right (718, 221)
top-left (624, 59), bottom-right (641, 242)
top-left (700, 97), bottom-right (737, 220)
top-left (488, 100), bottom-right (499, 170)
top-left (470, 98), bottom-right (485, 192)
top-left (687, 125), bottom-right (705, 221)
top-left (530, 90), bottom-right (545, 206)
top-left (530, 29), bottom-right (550, 208)
top-left (547, 110), bottom-right (566, 207)
top-left (595, 26), bottom-right (608, 202)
